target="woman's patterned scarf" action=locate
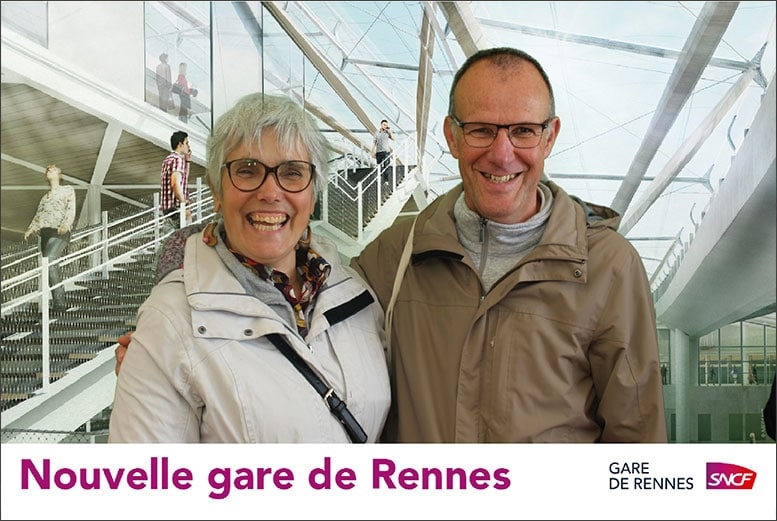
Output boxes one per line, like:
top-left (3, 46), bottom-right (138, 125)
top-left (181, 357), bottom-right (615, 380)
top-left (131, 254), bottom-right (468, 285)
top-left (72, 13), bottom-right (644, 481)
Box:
top-left (222, 230), bottom-right (330, 336)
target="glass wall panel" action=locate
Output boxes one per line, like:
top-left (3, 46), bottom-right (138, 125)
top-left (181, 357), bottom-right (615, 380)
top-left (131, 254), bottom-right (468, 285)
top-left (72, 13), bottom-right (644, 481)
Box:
top-left (720, 346), bottom-right (742, 384)
top-left (720, 323), bottom-right (741, 346)
top-left (1, 1), bottom-right (47, 47)
top-left (765, 349), bottom-right (776, 386)
top-left (699, 347), bottom-right (720, 385)
top-left (743, 322), bottom-right (764, 346)
top-left (211, 1), bottom-right (263, 117)
top-left (698, 316), bottom-right (775, 386)
top-left (699, 329), bottom-right (717, 348)
top-left (744, 346), bottom-right (764, 385)
top-left (144, 1), bottom-right (212, 131)
top-left (260, 5), bottom-right (304, 99)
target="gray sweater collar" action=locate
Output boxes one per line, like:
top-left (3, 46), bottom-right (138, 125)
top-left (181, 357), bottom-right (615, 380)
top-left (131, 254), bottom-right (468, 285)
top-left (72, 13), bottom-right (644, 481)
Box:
top-left (454, 183), bottom-right (554, 253)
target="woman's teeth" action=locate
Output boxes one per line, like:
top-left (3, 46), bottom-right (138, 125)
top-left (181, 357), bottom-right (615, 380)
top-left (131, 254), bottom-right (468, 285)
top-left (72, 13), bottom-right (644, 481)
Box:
top-left (247, 214), bottom-right (287, 230)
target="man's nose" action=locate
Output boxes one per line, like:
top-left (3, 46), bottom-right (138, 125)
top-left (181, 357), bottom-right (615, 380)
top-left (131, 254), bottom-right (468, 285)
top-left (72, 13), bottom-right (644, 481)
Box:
top-left (487, 127), bottom-right (517, 159)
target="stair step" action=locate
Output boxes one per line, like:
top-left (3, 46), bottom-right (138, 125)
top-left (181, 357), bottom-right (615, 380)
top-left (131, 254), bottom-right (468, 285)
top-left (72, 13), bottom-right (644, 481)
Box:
top-left (1, 343), bottom-right (113, 357)
top-left (69, 353), bottom-right (97, 361)
top-left (1, 392), bottom-right (32, 401)
top-left (1, 245), bottom-right (161, 413)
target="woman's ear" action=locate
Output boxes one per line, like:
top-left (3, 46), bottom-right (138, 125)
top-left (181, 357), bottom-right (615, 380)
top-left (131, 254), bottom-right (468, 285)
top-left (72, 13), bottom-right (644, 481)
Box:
top-left (208, 179), bottom-right (221, 213)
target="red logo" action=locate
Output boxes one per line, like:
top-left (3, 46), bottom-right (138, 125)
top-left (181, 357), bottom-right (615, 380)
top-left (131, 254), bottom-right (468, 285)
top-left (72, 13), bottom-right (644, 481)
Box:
top-left (706, 462), bottom-right (757, 489)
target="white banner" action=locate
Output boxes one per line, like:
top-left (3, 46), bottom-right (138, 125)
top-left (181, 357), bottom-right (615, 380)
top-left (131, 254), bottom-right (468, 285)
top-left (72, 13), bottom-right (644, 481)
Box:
top-left (1, 443), bottom-right (775, 520)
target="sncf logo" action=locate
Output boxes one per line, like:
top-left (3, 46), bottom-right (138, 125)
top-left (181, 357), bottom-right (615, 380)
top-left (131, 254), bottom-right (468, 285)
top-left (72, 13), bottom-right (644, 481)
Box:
top-left (706, 462), bottom-right (757, 490)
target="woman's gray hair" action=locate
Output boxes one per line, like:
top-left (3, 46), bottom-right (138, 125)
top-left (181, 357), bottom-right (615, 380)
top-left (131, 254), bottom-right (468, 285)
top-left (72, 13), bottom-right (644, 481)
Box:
top-left (206, 92), bottom-right (330, 198)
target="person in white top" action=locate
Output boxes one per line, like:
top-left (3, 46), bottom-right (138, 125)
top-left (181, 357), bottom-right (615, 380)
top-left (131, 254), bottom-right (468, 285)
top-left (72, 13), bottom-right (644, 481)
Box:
top-left (24, 164), bottom-right (76, 311)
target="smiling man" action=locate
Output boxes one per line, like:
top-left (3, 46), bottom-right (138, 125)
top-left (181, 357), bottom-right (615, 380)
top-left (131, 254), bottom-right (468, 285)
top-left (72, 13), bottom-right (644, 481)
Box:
top-left (351, 47), bottom-right (668, 443)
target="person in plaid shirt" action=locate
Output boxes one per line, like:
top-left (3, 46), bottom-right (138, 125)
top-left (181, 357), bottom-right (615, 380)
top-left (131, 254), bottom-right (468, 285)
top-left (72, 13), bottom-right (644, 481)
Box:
top-left (160, 130), bottom-right (191, 230)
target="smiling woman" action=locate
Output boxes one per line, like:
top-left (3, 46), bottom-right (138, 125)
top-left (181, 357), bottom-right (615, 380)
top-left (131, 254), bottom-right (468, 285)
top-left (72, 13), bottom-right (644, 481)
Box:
top-left (107, 93), bottom-right (390, 443)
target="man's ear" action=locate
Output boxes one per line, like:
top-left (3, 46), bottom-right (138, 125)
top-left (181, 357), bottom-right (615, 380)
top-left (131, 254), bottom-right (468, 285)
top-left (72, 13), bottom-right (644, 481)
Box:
top-left (443, 116), bottom-right (460, 159)
top-left (542, 116), bottom-right (561, 159)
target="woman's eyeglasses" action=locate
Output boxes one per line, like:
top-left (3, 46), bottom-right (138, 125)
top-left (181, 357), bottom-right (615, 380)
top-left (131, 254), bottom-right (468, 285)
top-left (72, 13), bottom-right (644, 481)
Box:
top-left (223, 159), bottom-right (315, 193)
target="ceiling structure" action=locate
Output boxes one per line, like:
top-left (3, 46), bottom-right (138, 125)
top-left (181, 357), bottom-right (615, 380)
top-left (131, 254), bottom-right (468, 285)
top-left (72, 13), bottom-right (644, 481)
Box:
top-left (270, 1), bottom-right (775, 282)
top-left (1, 1), bottom-right (775, 330)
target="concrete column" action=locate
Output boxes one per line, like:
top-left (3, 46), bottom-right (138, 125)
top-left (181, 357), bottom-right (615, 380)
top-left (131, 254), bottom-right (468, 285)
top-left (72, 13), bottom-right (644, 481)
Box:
top-left (85, 184), bottom-right (103, 272)
top-left (671, 328), bottom-right (691, 442)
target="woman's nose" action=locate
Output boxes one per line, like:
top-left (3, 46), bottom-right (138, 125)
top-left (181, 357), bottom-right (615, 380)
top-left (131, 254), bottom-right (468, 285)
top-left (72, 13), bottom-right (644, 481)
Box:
top-left (254, 172), bottom-right (283, 199)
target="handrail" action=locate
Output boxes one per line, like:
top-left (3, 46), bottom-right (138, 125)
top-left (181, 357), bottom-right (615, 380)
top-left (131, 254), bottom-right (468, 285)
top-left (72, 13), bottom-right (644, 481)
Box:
top-left (0, 186), bottom-right (216, 411)
top-left (0, 157), bottom-right (422, 413)
top-left (1, 187), bottom-right (215, 316)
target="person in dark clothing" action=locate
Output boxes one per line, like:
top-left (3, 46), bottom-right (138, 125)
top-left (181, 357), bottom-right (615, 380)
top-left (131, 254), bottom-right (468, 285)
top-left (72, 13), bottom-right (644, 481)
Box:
top-left (764, 375), bottom-right (776, 441)
top-left (371, 119), bottom-right (394, 185)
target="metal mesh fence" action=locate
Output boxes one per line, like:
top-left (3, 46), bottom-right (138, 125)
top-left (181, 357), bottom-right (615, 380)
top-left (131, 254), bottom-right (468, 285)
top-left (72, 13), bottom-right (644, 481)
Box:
top-left (2, 427), bottom-right (109, 443)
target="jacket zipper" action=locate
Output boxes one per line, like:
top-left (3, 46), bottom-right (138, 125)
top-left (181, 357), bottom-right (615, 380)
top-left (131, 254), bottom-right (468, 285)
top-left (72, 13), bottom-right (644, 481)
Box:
top-left (478, 217), bottom-right (488, 279)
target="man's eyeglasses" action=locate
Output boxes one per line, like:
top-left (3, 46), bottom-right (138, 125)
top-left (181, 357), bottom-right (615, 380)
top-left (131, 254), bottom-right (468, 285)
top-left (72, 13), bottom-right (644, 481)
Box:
top-left (450, 115), bottom-right (551, 149)
top-left (222, 159), bottom-right (316, 193)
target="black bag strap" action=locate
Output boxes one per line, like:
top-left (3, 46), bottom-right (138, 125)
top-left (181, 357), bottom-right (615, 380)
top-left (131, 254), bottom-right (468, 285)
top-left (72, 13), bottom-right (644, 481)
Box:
top-left (267, 333), bottom-right (368, 443)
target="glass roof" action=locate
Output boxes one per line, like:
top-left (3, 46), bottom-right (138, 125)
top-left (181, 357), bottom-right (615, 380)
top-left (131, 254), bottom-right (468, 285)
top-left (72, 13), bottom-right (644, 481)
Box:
top-left (4, 1), bottom-right (772, 288)
top-left (264, 1), bottom-right (776, 282)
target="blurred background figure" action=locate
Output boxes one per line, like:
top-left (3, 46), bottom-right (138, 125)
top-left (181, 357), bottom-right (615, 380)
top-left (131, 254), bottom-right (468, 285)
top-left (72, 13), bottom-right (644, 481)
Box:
top-left (764, 376), bottom-right (775, 440)
top-left (155, 52), bottom-right (173, 112)
top-left (173, 62), bottom-right (197, 123)
top-left (371, 119), bottom-right (394, 186)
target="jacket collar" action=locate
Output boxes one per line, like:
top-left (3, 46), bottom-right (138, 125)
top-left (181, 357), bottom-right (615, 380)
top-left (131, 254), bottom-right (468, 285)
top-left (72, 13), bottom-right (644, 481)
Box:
top-left (178, 230), bottom-right (371, 340)
top-left (410, 180), bottom-right (621, 264)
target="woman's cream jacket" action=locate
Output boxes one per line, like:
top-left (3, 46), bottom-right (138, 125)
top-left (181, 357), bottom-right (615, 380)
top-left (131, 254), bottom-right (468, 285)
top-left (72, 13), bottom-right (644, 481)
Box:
top-left (110, 232), bottom-right (390, 442)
